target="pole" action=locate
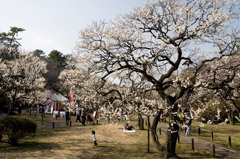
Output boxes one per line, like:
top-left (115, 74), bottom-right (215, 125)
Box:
top-left (147, 115), bottom-right (150, 153)
top-left (42, 106), bottom-right (44, 125)
top-left (211, 131), bottom-right (214, 141)
top-left (229, 136), bottom-right (232, 147)
top-left (212, 144), bottom-right (215, 157)
top-left (192, 138), bottom-right (194, 150)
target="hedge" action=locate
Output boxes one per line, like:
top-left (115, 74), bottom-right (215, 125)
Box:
top-left (0, 116), bottom-right (37, 145)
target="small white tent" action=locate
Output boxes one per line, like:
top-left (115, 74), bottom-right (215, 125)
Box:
top-left (45, 94), bottom-right (68, 114)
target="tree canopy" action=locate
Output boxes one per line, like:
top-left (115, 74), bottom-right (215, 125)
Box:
top-left (74, 0), bottom-right (240, 157)
top-left (48, 50), bottom-right (67, 67)
top-left (32, 49), bottom-right (45, 57)
top-left (0, 27), bottom-right (25, 60)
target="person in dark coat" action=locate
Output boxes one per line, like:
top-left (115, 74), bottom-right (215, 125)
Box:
top-left (65, 108), bottom-right (70, 126)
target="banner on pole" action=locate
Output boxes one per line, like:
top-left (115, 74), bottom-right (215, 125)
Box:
top-left (70, 92), bottom-right (74, 105)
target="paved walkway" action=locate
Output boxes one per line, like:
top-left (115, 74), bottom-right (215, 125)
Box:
top-left (156, 119), bottom-right (240, 159)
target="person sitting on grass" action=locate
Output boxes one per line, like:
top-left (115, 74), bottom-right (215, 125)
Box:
top-left (124, 121), bottom-right (134, 130)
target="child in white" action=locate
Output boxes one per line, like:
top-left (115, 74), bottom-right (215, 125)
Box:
top-left (92, 130), bottom-right (97, 146)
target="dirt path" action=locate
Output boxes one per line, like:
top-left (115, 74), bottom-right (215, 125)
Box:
top-left (156, 119), bottom-right (240, 159)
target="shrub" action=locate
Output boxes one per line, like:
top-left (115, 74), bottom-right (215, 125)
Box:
top-left (0, 116), bottom-right (37, 145)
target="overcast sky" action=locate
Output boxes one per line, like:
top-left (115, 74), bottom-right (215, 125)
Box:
top-left (0, 0), bottom-right (147, 55)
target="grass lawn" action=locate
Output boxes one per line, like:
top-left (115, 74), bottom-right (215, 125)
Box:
top-left (0, 120), bottom-right (216, 159)
top-left (191, 120), bottom-right (240, 151)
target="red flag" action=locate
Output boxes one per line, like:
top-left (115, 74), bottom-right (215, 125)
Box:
top-left (70, 92), bottom-right (74, 105)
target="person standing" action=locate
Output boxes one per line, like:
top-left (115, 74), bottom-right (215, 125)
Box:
top-left (76, 107), bottom-right (81, 122)
top-left (160, 113), bottom-right (163, 122)
top-left (65, 108), bottom-right (70, 126)
top-left (185, 112), bottom-right (192, 136)
top-left (81, 108), bottom-right (86, 125)
top-left (92, 130), bottom-right (98, 146)
top-left (178, 111), bottom-right (184, 131)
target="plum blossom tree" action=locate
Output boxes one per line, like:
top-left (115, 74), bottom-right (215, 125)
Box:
top-left (191, 52), bottom-right (240, 125)
top-left (59, 68), bottom-right (103, 111)
top-left (59, 66), bottom-right (160, 128)
top-left (0, 52), bottom-right (47, 115)
top-left (75, 0), bottom-right (240, 157)
top-left (102, 82), bottom-right (161, 127)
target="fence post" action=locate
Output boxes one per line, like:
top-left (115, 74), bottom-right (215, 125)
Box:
top-left (52, 122), bottom-right (55, 129)
top-left (42, 112), bottom-right (44, 125)
top-left (142, 119), bottom-right (144, 130)
top-left (212, 144), bottom-right (215, 157)
top-left (229, 136), bottom-right (232, 147)
top-left (211, 131), bottom-right (214, 141)
top-left (147, 115), bottom-right (150, 153)
top-left (70, 120), bottom-right (72, 127)
top-left (198, 127), bottom-right (200, 136)
top-left (192, 138), bottom-right (194, 150)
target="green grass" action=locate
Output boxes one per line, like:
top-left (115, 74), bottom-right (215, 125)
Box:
top-left (0, 120), bottom-right (217, 159)
top-left (191, 120), bottom-right (240, 151)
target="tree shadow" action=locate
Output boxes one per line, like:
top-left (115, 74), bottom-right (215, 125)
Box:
top-left (0, 141), bottom-right (61, 153)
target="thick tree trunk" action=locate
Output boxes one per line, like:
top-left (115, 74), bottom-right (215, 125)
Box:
top-left (228, 110), bottom-right (235, 125)
top-left (150, 96), bottom-right (179, 158)
top-left (138, 113), bottom-right (144, 130)
top-left (107, 116), bottom-right (110, 124)
top-left (165, 105), bottom-right (179, 157)
top-left (166, 130), bottom-right (178, 157)
top-left (7, 104), bottom-right (12, 116)
top-left (151, 110), bottom-right (167, 158)
top-left (7, 100), bottom-right (16, 115)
